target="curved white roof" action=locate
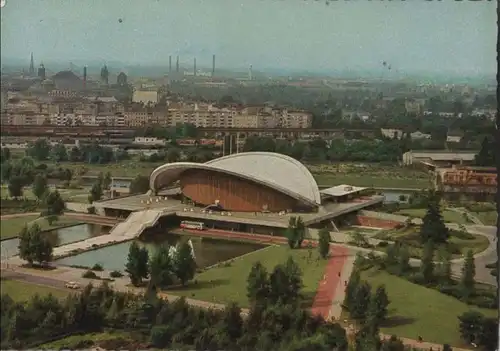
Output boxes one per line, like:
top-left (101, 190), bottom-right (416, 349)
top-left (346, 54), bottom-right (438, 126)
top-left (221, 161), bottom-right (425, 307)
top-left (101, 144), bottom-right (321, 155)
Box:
top-left (149, 152), bottom-right (321, 206)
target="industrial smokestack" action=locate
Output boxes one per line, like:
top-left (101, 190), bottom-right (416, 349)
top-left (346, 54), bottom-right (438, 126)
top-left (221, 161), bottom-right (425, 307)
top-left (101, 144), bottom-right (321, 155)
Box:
top-left (212, 54), bottom-right (215, 77)
top-left (83, 66), bottom-right (87, 89)
top-left (169, 56), bottom-right (172, 73)
top-left (176, 56), bottom-right (179, 72)
top-left (194, 58), bottom-right (196, 76)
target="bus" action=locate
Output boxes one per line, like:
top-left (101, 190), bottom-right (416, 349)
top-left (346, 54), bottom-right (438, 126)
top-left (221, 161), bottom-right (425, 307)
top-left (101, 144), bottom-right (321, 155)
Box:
top-left (180, 221), bottom-right (205, 230)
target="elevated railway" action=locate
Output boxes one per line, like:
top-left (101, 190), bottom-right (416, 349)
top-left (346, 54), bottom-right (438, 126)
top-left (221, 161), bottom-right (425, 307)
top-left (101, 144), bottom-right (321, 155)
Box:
top-left (0, 124), bottom-right (374, 138)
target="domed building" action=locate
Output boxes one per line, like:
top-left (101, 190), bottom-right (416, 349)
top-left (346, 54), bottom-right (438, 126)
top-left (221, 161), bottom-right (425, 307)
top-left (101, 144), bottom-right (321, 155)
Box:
top-left (150, 152), bottom-right (321, 212)
top-left (52, 70), bottom-right (83, 91)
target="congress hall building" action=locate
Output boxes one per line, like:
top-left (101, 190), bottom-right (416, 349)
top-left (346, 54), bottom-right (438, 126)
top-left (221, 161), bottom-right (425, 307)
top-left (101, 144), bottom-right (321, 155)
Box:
top-left (94, 152), bottom-right (384, 238)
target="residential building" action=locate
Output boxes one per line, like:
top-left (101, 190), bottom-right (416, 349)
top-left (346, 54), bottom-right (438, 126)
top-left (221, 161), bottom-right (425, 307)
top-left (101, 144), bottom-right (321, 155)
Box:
top-left (380, 128), bottom-right (403, 140)
top-left (403, 150), bottom-right (478, 166)
top-left (132, 90), bottom-right (159, 105)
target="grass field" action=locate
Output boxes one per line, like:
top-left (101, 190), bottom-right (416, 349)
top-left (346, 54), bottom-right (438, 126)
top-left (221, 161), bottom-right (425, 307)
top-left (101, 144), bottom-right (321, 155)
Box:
top-left (374, 226), bottom-right (489, 259)
top-left (355, 269), bottom-right (497, 346)
top-left (473, 211), bottom-right (498, 226)
top-left (0, 215), bottom-right (82, 240)
top-left (0, 186), bottom-right (90, 203)
top-left (394, 208), bottom-right (468, 224)
top-left (166, 245), bottom-right (327, 307)
top-left (0, 278), bottom-right (69, 301)
top-left (39, 331), bottom-right (135, 349)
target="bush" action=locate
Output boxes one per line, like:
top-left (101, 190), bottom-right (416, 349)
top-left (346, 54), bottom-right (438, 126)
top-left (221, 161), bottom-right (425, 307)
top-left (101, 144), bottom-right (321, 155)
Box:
top-left (376, 241), bottom-right (389, 248)
top-left (110, 270), bottom-right (123, 278)
top-left (91, 263), bottom-right (104, 271)
top-left (82, 270), bottom-right (98, 279)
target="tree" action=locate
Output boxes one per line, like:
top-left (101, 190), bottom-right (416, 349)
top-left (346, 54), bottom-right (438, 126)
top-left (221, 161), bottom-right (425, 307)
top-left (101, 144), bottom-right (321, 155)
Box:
top-left (318, 228), bottom-right (330, 259)
top-left (458, 311), bottom-right (484, 345)
top-left (8, 176), bottom-right (24, 199)
top-left (88, 181), bottom-right (103, 203)
top-left (366, 285), bottom-right (390, 326)
top-left (419, 192), bottom-right (449, 244)
top-left (102, 172), bottom-right (112, 190)
top-left (460, 250), bottom-right (475, 298)
top-left (125, 242), bottom-right (149, 286)
top-left (32, 174), bottom-right (48, 202)
top-left (420, 240), bottom-right (435, 284)
top-left (166, 148), bottom-right (181, 163)
top-left (283, 256), bottom-right (302, 304)
top-left (44, 190), bottom-right (65, 216)
top-left (18, 223), bottom-right (53, 266)
top-left (475, 137), bottom-right (495, 167)
top-left (129, 175), bottom-right (150, 195)
top-left (285, 216), bottom-right (305, 249)
top-left (173, 241), bottom-right (196, 285)
top-left (350, 281), bottom-right (371, 320)
top-left (396, 244), bottom-right (411, 275)
top-left (50, 143), bottom-right (68, 162)
top-left (26, 139), bottom-right (51, 161)
top-left (344, 269), bottom-right (361, 311)
top-left (149, 245), bottom-right (175, 288)
top-left (246, 261), bottom-right (270, 305)
top-left (436, 247), bottom-right (452, 284)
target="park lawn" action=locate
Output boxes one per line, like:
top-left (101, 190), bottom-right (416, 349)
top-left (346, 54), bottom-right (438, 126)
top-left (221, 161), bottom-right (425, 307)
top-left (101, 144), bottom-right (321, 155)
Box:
top-left (0, 215), bottom-right (82, 240)
top-left (394, 208), bottom-right (468, 224)
top-left (356, 269), bottom-right (498, 346)
top-left (1, 185), bottom-right (89, 202)
top-left (166, 245), bottom-right (327, 307)
top-left (473, 211), bottom-right (498, 226)
top-left (46, 161), bottom-right (161, 178)
top-left (374, 226), bottom-right (489, 259)
top-left (312, 173), bottom-right (428, 188)
top-left (1, 278), bottom-right (69, 302)
top-left (39, 331), bottom-right (134, 349)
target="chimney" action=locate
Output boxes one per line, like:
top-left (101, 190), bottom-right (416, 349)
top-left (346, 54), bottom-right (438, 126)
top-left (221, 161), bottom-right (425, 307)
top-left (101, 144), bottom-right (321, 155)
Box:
top-left (176, 56), bottom-right (179, 72)
top-left (212, 54), bottom-right (215, 77)
top-left (169, 56), bottom-right (172, 73)
top-left (194, 58), bottom-right (196, 76)
top-left (83, 66), bottom-right (87, 89)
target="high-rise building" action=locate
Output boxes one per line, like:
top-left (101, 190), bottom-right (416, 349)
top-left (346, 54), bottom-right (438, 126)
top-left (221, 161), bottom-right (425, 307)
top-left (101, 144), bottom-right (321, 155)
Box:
top-left (29, 53), bottom-right (35, 75)
top-left (37, 63), bottom-right (46, 80)
top-left (194, 58), bottom-right (197, 76)
top-left (212, 54), bottom-right (216, 77)
top-left (176, 56), bottom-right (179, 72)
top-left (169, 56), bottom-right (172, 73)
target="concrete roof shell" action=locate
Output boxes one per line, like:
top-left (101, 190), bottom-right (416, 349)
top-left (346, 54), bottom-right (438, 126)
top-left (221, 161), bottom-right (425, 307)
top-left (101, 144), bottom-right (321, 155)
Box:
top-left (149, 152), bottom-right (321, 207)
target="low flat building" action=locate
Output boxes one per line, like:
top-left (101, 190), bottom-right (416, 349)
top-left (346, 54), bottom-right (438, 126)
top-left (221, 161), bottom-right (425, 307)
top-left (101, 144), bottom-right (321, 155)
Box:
top-left (403, 150), bottom-right (478, 166)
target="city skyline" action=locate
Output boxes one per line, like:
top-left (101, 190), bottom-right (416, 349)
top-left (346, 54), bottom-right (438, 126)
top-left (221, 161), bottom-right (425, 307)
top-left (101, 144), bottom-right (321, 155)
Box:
top-left (0, 0), bottom-right (496, 77)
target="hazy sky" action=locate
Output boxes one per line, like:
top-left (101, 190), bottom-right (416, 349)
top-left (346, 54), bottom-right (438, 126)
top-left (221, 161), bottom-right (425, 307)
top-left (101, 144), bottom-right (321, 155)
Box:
top-left (0, 0), bottom-right (496, 75)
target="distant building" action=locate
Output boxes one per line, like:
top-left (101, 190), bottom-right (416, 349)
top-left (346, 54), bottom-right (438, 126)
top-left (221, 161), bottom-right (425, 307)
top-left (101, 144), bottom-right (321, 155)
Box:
top-left (380, 128), bottom-right (403, 140)
top-left (132, 90), bottom-right (159, 105)
top-left (434, 165), bottom-right (496, 195)
top-left (403, 150), bottom-right (478, 166)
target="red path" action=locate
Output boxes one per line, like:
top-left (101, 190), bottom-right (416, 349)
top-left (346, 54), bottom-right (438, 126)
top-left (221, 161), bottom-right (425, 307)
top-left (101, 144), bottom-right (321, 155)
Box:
top-left (181, 228), bottom-right (347, 320)
top-left (310, 245), bottom-right (348, 319)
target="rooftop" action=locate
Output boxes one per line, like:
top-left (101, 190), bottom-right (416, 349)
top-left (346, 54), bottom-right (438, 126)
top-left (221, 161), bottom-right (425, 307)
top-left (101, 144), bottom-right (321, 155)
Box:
top-left (320, 184), bottom-right (367, 197)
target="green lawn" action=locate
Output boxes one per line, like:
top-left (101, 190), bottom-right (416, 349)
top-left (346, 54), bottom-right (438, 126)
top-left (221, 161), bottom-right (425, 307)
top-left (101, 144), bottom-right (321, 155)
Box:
top-left (313, 174), bottom-right (429, 188)
top-left (0, 186), bottom-right (90, 202)
top-left (166, 245), bottom-right (327, 307)
top-left (46, 161), bottom-right (160, 177)
top-left (395, 208), bottom-right (468, 224)
top-left (1, 279), bottom-right (69, 302)
top-left (473, 211), bottom-right (498, 226)
top-left (39, 331), bottom-right (134, 349)
top-left (0, 215), bottom-right (82, 240)
top-left (355, 269), bottom-right (497, 346)
top-left (375, 226), bottom-right (489, 259)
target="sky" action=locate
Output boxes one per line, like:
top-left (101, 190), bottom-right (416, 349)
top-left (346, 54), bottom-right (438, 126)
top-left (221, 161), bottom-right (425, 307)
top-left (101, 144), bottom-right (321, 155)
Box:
top-left (0, 0), bottom-right (496, 76)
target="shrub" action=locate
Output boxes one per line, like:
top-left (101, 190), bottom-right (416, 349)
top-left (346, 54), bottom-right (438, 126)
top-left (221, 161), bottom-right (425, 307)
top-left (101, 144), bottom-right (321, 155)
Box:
top-left (376, 241), bottom-right (389, 248)
top-left (82, 270), bottom-right (98, 279)
top-left (91, 263), bottom-right (104, 271)
top-left (110, 270), bottom-right (123, 278)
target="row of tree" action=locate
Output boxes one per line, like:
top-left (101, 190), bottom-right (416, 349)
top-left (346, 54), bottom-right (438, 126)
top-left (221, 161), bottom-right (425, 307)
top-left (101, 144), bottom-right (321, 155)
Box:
top-left (124, 241), bottom-right (196, 288)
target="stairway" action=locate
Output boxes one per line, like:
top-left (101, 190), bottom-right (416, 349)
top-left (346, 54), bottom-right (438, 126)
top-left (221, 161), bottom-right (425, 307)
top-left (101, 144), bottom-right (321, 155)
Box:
top-left (109, 209), bottom-right (164, 238)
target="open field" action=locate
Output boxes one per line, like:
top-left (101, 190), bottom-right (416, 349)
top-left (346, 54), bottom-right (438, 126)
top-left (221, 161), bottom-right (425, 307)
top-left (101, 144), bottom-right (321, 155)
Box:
top-left (374, 226), bottom-right (489, 259)
top-left (38, 331), bottom-right (135, 349)
top-left (1, 185), bottom-right (90, 203)
top-left (1, 215), bottom-right (82, 240)
top-left (0, 278), bottom-right (69, 301)
top-left (473, 211), bottom-right (498, 226)
top-left (354, 269), bottom-right (497, 346)
top-left (166, 245), bottom-right (327, 308)
top-left (308, 163), bottom-right (430, 188)
top-left (394, 208), bottom-right (468, 224)
top-left (45, 160), bottom-right (161, 178)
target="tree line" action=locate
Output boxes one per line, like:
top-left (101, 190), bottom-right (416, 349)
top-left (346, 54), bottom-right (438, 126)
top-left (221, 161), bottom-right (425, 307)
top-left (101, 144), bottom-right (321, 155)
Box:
top-left (1, 254), bottom-right (429, 350)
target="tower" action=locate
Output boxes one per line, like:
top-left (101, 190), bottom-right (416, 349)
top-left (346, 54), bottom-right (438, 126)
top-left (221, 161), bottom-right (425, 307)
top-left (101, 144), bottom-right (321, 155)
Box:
top-left (248, 64), bottom-right (253, 81)
top-left (176, 56), bottom-right (179, 72)
top-left (83, 66), bottom-right (87, 89)
top-left (212, 54), bottom-right (215, 77)
top-left (100, 65), bottom-right (109, 85)
top-left (37, 63), bottom-right (46, 80)
top-left (194, 58), bottom-right (196, 76)
top-left (169, 56), bottom-right (172, 73)
top-left (29, 52), bottom-right (35, 75)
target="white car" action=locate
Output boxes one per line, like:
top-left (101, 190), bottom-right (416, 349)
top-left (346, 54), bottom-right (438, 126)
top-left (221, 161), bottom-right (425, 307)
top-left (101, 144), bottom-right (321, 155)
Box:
top-left (65, 281), bottom-right (80, 289)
